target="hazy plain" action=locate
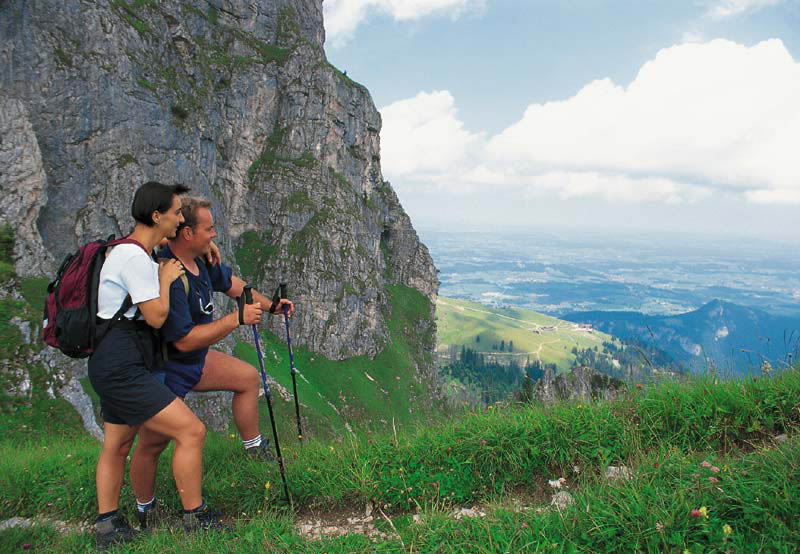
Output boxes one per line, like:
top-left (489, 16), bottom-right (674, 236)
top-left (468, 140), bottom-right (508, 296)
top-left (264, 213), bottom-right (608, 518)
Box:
top-left (421, 229), bottom-right (800, 318)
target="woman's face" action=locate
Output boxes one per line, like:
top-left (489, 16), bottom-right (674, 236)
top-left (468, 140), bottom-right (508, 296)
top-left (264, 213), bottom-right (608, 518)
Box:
top-left (156, 195), bottom-right (185, 240)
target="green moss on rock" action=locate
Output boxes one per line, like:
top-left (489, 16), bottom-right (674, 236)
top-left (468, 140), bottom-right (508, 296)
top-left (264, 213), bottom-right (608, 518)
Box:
top-left (235, 231), bottom-right (278, 284)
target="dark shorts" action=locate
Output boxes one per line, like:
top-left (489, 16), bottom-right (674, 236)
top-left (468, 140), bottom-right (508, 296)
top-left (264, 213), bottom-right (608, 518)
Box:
top-left (159, 360), bottom-right (205, 398)
top-left (88, 323), bottom-right (175, 426)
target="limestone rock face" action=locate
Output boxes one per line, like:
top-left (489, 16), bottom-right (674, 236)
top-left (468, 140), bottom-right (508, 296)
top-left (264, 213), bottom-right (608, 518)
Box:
top-left (533, 365), bottom-right (625, 404)
top-left (0, 96), bottom-right (53, 276)
top-left (1, 0), bottom-right (438, 429)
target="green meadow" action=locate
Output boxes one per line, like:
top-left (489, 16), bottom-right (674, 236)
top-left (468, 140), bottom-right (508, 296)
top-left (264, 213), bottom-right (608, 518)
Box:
top-left (2, 366), bottom-right (798, 552)
top-left (436, 297), bottom-right (614, 371)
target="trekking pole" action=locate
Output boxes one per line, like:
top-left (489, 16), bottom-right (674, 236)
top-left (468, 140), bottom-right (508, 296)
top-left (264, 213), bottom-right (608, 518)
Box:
top-left (241, 286), bottom-right (291, 507)
top-left (271, 283), bottom-right (303, 441)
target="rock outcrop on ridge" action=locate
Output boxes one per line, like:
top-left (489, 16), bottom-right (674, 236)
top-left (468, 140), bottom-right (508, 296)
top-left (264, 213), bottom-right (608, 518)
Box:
top-left (0, 0), bottom-right (439, 428)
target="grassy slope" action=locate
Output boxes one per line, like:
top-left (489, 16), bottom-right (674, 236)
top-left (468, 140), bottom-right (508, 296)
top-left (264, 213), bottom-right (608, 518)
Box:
top-left (233, 284), bottom-right (439, 443)
top-left (436, 297), bottom-right (613, 371)
top-left (1, 370), bottom-right (799, 552)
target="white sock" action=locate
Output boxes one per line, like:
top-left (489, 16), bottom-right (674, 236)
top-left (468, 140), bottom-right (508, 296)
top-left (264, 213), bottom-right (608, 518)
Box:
top-left (242, 435), bottom-right (262, 449)
top-left (136, 497), bottom-right (155, 512)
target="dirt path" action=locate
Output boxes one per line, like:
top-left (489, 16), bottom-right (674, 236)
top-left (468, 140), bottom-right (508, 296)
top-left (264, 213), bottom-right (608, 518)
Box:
top-left (533, 339), bottom-right (561, 362)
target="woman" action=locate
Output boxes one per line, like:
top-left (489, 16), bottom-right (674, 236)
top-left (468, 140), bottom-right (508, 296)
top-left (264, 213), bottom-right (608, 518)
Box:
top-left (88, 181), bottom-right (222, 551)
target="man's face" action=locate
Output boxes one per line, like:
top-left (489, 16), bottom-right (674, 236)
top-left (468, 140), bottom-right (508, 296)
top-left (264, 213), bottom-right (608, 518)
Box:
top-left (160, 195), bottom-right (185, 240)
top-left (189, 207), bottom-right (217, 255)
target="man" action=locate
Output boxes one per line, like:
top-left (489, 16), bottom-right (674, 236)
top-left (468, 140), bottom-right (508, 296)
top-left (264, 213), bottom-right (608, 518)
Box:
top-left (129, 196), bottom-right (294, 528)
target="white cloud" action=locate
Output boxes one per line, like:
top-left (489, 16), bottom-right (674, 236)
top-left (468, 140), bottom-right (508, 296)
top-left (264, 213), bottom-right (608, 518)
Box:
top-left (520, 172), bottom-right (713, 204)
top-left (379, 90), bottom-right (483, 184)
top-left (706, 0), bottom-right (781, 18)
top-left (745, 189), bottom-right (800, 204)
top-left (379, 39), bottom-right (800, 205)
top-left (324, 0), bottom-right (484, 45)
top-left (486, 39), bottom-right (799, 202)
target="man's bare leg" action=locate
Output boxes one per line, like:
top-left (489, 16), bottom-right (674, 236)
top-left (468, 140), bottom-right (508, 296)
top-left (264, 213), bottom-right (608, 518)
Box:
top-left (193, 349), bottom-right (261, 441)
top-left (140, 398), bottom-right (206, 510)
top-left (129, 426), bottom-right (171, 505)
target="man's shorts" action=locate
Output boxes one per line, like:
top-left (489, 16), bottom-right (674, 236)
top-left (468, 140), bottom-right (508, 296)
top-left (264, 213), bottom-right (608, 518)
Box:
top-left (158, 360), bottom-right (205, 398)
top-left (88, 324), bottom-right (175, 426)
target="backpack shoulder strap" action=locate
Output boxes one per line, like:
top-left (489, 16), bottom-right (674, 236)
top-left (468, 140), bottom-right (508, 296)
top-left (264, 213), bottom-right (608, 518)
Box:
top-left (107, 237), bottom-right (151, 256)
top-left (93, 295), bottom-right (133, 349)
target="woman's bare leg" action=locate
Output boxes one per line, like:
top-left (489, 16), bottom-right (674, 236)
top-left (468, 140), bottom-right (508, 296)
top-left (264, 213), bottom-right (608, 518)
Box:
top-left (96, 422), bottom-right (139, 513)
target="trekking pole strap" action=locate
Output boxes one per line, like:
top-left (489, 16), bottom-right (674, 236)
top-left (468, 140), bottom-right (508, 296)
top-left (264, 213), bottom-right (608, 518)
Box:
top-left (268, 284), bottom-right (281, 314)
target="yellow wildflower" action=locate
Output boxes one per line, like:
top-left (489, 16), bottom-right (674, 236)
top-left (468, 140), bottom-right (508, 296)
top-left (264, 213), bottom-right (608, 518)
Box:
top-left (229, 434), bottom-right (235, 439)
top-left (698, 506), bottom-right (709, 519)
top-left (723, 524), bottom-right (732, 536)
top-left (265, 481), bottom-right (271, 490)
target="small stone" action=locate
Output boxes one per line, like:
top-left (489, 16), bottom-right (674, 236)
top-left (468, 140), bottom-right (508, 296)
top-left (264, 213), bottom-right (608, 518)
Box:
top-left (0, 517), bottom-right (32, 531)
top-left (605, 465), bottom-right (632, 481)
top-left (298, 523), bottom-right (313, 534)
top-left (550, 492), bottom-right (575, 510)
top-left (452, 506), bottom-right (486, 520)
top-left (775, 434), bottom-right (788, 443)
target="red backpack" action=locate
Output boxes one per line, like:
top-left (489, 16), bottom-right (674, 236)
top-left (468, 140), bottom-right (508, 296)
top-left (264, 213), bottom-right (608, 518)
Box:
top-left (43, 236), bottom-right (149, 358)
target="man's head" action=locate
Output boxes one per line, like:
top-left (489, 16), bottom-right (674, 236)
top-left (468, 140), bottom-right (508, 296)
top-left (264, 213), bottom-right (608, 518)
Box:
top-left (172, 196), bottom-right (217, 256)
top-left (132, 181), bottom-right (190, 239)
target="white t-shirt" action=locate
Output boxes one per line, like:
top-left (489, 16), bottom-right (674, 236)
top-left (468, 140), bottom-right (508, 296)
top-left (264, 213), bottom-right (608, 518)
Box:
top-left (97, 243), bottom-right (160, 319)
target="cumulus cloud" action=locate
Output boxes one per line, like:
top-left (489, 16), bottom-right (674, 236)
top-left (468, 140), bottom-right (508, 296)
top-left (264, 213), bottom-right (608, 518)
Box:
top-left (488, 39), bottom-right (800, 197)
top-left (379, 39), bottom-right (800, 204)
top-left (324, 0), bottom-right (484, 45)
top-left (379, 90), bottom-right (483, 183)
top-left (521, 173), bottom-right (713, 204)
top-left (706, 0), bottom-right (781, 18)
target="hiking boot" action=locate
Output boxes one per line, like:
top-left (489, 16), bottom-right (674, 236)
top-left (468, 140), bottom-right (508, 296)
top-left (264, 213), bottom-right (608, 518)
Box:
top-left (183, 503), bottom-right (227, 532)
top-left (95, 514), bottom-right (137, 551)
top-left (134, 499), bottom-right (162, 531)
top-left (246, 439), bottom-right (275, 461)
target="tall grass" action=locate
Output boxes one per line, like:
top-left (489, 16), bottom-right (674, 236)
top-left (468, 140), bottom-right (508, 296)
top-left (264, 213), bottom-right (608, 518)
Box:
top-left (2, 371), bottom-right (798, 520)
top-left (2, 439), bottom-right (798, 552)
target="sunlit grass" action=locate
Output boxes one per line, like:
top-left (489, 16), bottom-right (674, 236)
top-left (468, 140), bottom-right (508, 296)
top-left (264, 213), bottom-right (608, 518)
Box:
top-left (1, 370), bottom-right (798, 551)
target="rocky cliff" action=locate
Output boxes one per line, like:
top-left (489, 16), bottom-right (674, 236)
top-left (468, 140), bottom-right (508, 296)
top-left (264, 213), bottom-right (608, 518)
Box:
top-left (532, 366), bottom-right (625, 404)
top-left (0, 0), bottom-right (439, 427)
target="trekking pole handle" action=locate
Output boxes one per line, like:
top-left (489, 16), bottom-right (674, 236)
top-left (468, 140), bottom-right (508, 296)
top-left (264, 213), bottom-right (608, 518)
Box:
top-left (236, 285), bottom-right (254, 325)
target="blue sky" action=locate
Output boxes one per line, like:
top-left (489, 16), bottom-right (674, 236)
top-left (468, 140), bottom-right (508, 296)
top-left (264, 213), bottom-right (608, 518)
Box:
top-left (324, 1), bottom-right (800, 240)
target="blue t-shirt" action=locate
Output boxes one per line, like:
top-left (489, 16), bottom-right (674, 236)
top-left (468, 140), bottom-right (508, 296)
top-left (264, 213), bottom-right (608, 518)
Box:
top-left (157, 245), bottom-right (233, 366)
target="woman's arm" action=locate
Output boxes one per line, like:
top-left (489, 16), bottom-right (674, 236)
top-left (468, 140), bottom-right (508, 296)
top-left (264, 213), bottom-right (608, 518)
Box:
top-left (137, 259), bottom-right (184, 328)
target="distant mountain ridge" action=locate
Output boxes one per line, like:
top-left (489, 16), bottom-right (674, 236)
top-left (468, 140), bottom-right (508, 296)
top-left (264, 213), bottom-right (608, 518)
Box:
top-left (563, 299), bottom-right (800, 374)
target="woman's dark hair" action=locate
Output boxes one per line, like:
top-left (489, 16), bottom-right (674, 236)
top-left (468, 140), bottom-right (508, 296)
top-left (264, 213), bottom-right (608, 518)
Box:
top-left (131, 181), bottom-right (191, 226)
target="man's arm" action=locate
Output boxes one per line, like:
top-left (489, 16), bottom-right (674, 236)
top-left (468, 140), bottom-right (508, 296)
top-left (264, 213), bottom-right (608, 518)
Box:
top-left (172, 311), bottom-right (238, 352)
top-left (225, 276), bottom-right (294, 316)
top-left (172, 266), bottom-right (262, 352)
